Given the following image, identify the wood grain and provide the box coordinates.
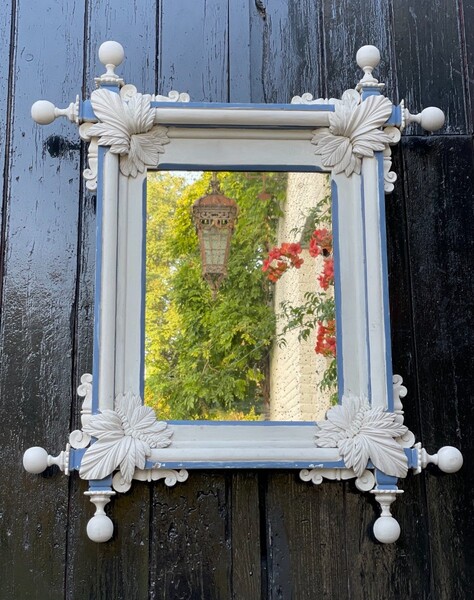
[0,1,85,598]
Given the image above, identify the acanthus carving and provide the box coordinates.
[310,89,393,177]
[87,88,170,178]
[294,89,399,189]
[79,392,173,484]
[315,393,410,478]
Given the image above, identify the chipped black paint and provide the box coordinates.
[44,135,81,158]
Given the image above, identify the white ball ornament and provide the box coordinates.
[87,514,114,543]
[356,45,381,71]
[23,446,49,474]
[98,41,125,67]
[437,446,463,473]
[420,106,445,132]
[373,516,401,544]
[31,100,56,125]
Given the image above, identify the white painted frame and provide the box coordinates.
[24,42,462,544]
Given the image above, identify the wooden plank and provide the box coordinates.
[386,144,422,440]
[402,135,474,599]
[322,0,395,99]
[64,2,159,598]
[392,0,468,134]
[229,0,251,102]
[0,0,13,253]
[158,0,229,102]
[0,1,85,598]
[264,473,349,600]
[461,0,474,133]
[148,472,232,600]
[230,473,261,599]
[344,477,432,599]
[248,0,323,103]
[85,3,159,95]
[65,478,152,600]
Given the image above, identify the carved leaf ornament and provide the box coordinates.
[315,394,409,478]
[80,392,172,484]
[312,90,393,176]
[88,88,169,177]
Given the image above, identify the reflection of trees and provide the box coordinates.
[145,171,286,420]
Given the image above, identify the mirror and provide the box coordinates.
[145,171,336,421]
[24,40,462,545]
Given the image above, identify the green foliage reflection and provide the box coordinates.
[145,171,286,420]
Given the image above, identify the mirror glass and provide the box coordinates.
[145,171,337,421]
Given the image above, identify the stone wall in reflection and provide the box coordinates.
[269,173,333,422]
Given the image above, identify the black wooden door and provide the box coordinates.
[1,2,472,598]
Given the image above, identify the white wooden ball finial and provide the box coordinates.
[31,100,57,125]
[87,514,114,543]
[98,41,125,68]
[420,106,445,132]
[436,446,463,473]
[373,516,401,544]
[23,446,49,473]
[356,45,381,71]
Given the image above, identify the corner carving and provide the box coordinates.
[79,391,173,484]
[292,89,400,190]
[314,391,410,478]
[88,88,170,178]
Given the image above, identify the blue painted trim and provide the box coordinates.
[97,84,121,93]
[360,173,372,403]
[69,448,86,471]
[376,153,394,412]
[140,179,147,399]
[360,87,382,100]
[151,101,335,112]
[89,476,113,491]
[331,179,344,403]
[92,148,106,414]
[79,99,95,121]
[145,459,347,469]
[405,448,419,469]
[375,470,398,490]
[387,105,402,126]
[156,164,326,173]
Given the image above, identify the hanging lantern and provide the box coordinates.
[192,174,238,297]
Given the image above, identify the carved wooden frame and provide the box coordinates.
[23,41,462,544]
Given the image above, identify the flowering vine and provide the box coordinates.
[263,215,337,398]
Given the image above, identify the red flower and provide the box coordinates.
[315,319,336,357]
[318,258,334,290]
[309,228,332,257]
[262,242,304,282]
